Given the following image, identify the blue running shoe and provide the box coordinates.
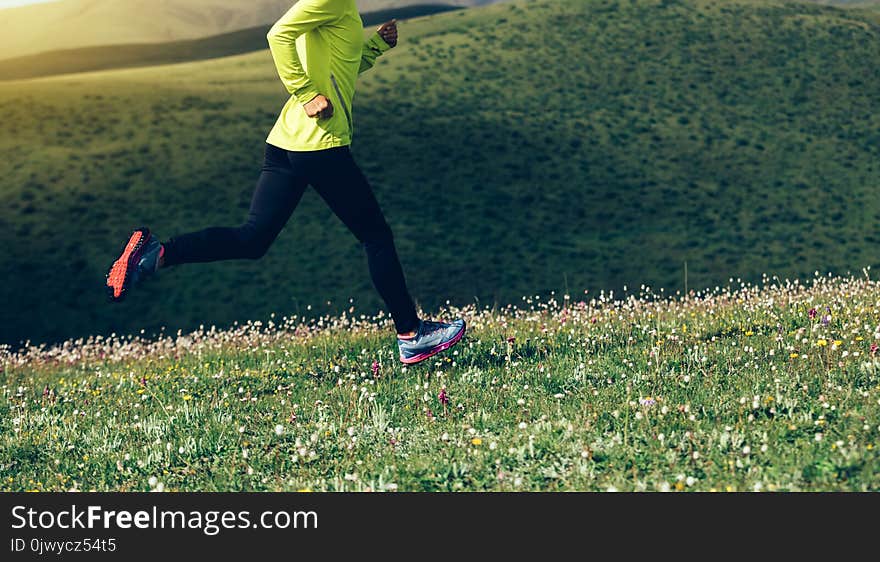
[106,228,163,302]
[398,318,466,364]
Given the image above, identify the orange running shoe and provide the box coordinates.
[105,227,163,302]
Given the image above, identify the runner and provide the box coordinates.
[105,0,465,364]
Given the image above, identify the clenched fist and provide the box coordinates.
[377,19,398,48]
[303,94,333,119]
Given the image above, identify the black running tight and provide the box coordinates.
[161,143,420,334]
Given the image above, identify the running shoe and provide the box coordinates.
[398,318,466,364]
[106,227,163,302]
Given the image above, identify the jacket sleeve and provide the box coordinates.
[358,31,392,74]
[267,0,339,104]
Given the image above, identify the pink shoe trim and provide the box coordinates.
[399,323,466,365]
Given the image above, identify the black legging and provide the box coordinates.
[161,143,420,334]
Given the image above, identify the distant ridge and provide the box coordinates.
[0,4,461,81]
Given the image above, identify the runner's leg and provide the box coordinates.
[162,143,308,266]
[297,146,420,334]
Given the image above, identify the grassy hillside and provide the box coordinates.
[2,0,880,346]
[0,0,500,59]
[2,274,878,491]
[0,5,462,81]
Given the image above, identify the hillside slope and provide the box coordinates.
[3,274,879,491]
[2,0,880,346]
[0,4,462,80]
[0,0,501,59]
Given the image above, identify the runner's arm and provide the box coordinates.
[267,0,339,104]
[358,31,393,74]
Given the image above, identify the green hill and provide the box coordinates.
[2,0,880,346]
[0,5,463,81]
[0,0,500,59]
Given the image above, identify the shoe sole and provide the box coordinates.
[399,321,467,365]
[106,228,150,302]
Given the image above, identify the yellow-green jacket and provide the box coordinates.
[266,0,391,151]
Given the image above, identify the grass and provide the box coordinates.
[2,0,880,349]
[2,272,879,491]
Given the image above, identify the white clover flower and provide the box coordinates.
[274,424,284,436]
[148,476,158,487]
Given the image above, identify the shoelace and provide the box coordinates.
[420,320,446,337]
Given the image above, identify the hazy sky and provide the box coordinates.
[0,0,59,8]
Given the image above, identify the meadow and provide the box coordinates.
[2,0,880,352]
[2,272,878,491]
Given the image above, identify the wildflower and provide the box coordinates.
[371,360,380,377]
[808,308,818,319]
[817,339,828,347]
[871,343,879,356]
[471,438,483,446]
[822,315,831,326]
[506,336,515,344]
[274,424,284,436]
[639,397,656,407]
[438,387,448,406]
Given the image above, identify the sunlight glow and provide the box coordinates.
[0,0,60,9]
